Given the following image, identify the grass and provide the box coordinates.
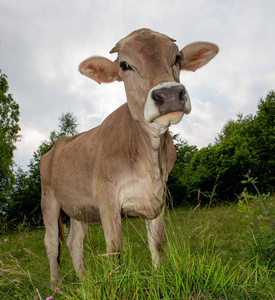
[0,204,274,299]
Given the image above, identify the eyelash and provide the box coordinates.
[120,61,133,71]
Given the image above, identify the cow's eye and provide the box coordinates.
[173,55,181,67]
[120,61,133,71]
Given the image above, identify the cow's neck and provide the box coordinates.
[139,121,168,179]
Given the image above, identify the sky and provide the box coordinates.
[1,0,275,170]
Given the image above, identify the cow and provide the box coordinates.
[40,28,218,283]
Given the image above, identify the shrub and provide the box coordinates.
[238,176,275,267]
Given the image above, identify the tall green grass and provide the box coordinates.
[0,204,274,299]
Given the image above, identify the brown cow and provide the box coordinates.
[40,28,218,283]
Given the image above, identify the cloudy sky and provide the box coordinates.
[1,0,274,170]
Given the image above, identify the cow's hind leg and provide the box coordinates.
[66,218,88,278]
[146,207,165,269]
[41,191,61,284]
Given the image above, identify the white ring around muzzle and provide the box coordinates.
[144,82,191,130]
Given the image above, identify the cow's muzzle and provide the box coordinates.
[144,82,191,130]
[152,85,188,116]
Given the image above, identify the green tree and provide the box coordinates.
[0,71,21,212]
[168,91,275,205]
[252,91,275,190]
[10,167,41,224]
[167,134,198,206]
[58,112,78,136]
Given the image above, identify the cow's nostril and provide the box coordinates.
[152,91,165,105]
[179,87,186,103]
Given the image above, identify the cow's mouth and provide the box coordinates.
[154,111,184,128]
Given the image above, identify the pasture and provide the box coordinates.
[0,203,274,299]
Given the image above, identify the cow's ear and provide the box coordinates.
[180,42,219,72]
[79,56,120,83]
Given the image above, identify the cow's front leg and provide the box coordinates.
[66,218,88,278]
[99,196,124,257]
[146,207,165,269]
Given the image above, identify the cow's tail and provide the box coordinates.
[57,214,64,265]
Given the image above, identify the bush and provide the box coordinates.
[238,176,275,268]
[167,135,198,206]
[169,91,275,205]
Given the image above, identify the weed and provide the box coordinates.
[238,175,275,267]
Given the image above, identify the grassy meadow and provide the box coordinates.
[0,203,274,299]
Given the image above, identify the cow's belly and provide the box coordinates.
[62,202,101,224]
[52,169,165,221]
[119,179,165,220]
[55,190,101,223]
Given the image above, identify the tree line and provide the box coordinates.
[168,91,275,206]
[0,70,274,227]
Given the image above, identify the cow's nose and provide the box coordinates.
[152,85,185,106]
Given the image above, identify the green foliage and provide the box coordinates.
[169,91,275,205]
[167,134,198,206]
[58,112,78,136]
[238,176,275,267]
[0,71,21,212]
[6,167,43,225]
[0,72,20,143]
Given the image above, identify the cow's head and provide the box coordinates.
[79,29,218,132]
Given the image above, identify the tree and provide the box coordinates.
[9,167,42,224]
[0,71,21,212]
[167,134,198,206]
[8,112,78,224]
[210,91,275,195]
[168,91,275,205]
[253,91,275,190]
[58,112,78,136]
